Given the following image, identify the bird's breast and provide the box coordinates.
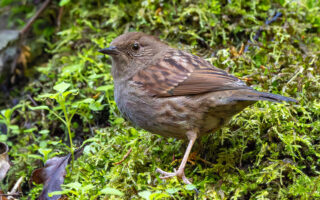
[113,81,198,139]
[114,81,159,129]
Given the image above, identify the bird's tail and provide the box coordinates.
[229,89,298,103]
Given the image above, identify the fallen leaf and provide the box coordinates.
[31,148,83,200]
[0,142,10,182]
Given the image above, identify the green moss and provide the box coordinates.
[0,0,319,199]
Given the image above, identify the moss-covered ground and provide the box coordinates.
[0,0,319,199]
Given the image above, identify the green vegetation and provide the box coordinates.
[0,0,319,199]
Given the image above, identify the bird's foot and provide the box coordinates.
[156,168,191,184]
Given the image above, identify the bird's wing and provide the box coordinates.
[132,49,250,97]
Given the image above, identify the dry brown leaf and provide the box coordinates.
[30,148,83,200]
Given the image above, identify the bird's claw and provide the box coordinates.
[156,168,191,184]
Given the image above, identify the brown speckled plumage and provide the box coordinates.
[99,32,297,184]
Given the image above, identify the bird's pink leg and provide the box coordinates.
[156,131,197,184]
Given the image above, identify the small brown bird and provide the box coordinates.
[99,32,297,184]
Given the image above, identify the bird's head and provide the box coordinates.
[99,32,168,79]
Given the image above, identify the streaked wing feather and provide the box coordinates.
[132,49,249,97]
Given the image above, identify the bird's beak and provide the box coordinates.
[98,46,119,55]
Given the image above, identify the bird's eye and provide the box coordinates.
[132,43,140,51]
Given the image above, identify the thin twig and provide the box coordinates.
[8,176,23,194]
[27,94,38,106]
[20,0,52,35]
[6,176,23,200]
[0,193,20,197]
[113,148,132,165]
[56,6,64,31]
